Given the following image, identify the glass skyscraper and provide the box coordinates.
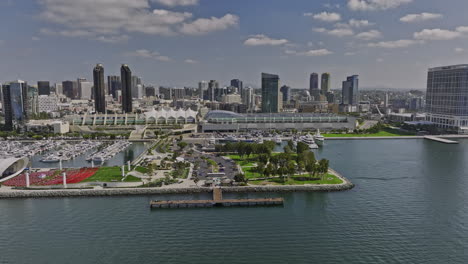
[309,73,320,101]
[426,65,468,133]
[121,64,132,113]
[261,73,281,113]
[342,75,359,106]
[93,64,106,114]
[321,73,331,95]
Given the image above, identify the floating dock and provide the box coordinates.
[424,136,459,144]
[150,188,284,209]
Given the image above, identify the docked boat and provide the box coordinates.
[224,135,239,142]
[40,155,60,163]
[314,129,325,147]
[299,134,319,149]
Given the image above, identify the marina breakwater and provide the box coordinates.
[0,167,354,199]
[0,181,354,199]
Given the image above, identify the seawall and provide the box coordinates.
[0,169,354,199]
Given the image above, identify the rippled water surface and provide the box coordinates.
[1,139,468,264]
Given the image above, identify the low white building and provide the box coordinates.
[52,121,70,134]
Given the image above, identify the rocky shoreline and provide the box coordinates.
[0,170,354,199]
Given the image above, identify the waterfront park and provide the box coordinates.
[0,133,348,191]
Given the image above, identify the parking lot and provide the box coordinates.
[184,153,238,180]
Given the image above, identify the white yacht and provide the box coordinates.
[299,134,319,149]
[314,129,325,147]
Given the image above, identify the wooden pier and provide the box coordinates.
[424,136,459,144]
[150,188,284,209]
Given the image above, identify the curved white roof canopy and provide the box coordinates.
[0,157,29,182]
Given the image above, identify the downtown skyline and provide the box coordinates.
[1,0,468,89]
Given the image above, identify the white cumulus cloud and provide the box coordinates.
[184,59,198,64]
[348,0,413,11]
[126,49,172,61]
[400,13,443,23]
[414,29,461,40]
[152,0,198,7]
[302,49,334,56]
[314,27,354,37]
[244,35,289,46]
[355,30,382,40]
[368,39,420,48]
[180,14,239,35]
[305,12,341,22]
[287,49,334,57]
[38,0,238,39]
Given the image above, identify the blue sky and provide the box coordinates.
[1,0,468,89]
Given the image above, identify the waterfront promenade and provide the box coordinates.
[0,169,354,199]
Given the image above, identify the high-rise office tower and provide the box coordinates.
[37,81,50,96]
[280,85,291,103]
[79,81,93,100]
[426,65,468,133]
[107,75,121,99]
[321,73,331,95]
[242,86,254,110]
[198,81,208,99]
[62,80,79,99]
[145,86,156,97]
[2,84,13,130]
[208,80,219,102]
[261,73,282,113]
[131,76,142,99]
[121,64,132,113]
[2,80,29,130]
[342,75,359,106]
[55,83,63,95]
[309,73,320,101]
[230,79,243,95]
[93,64,106,113]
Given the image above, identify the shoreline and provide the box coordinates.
[0,169,354,199]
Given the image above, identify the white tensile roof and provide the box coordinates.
[0,157,29,182]
[143,108,198,120]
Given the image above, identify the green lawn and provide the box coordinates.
[134,166,149,174]
[324,129,416,138]
[171,168,189,179]
[123,175,142,182]
[82,167,141,182]
[250,174,343,185]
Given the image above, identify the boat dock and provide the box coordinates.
[150,188,284,208]
[424,136,459,144]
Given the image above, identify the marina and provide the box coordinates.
[86,141,132,164]
[0,140,64,159]
[40,140,103,163]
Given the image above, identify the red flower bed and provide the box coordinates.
[2,170,58,187]
[40,168,99,185]
[2,168,99,187]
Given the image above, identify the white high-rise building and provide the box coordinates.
[55,83,63,95]
[79,81,93,100]
[242,87,255,110]
[198,81,208,99]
